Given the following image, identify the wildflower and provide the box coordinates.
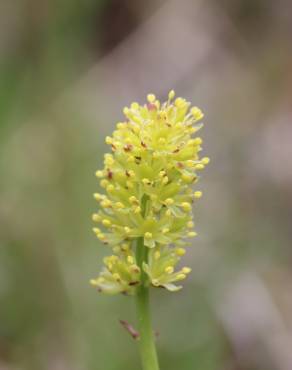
[91,91,208,294]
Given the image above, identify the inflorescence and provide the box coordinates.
[90,91,209,294]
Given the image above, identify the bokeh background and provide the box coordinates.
[1,1,292,369]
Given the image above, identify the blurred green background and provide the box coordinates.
[1,1,292,369]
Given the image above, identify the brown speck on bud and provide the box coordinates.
[124,144,133,152]
[107,170,113,179]
[147,103,156,111]
[141,141,147,148]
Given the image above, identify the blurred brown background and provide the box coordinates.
[1,1,292,369]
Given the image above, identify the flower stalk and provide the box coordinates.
[136,236,160,370]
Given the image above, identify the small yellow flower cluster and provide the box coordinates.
[90,250,140,295]
[90,91,209,294]
[143,246,192,292]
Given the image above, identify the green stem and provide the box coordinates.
[135,236,160,370]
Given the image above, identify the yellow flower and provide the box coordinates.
[90,252,140,295]
[143,246,192,292]
[91,91,208,294]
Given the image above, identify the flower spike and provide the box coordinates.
[91,91,208,294]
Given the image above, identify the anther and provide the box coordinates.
[193,137,202,146]
[92,214,101,222]
[195,164,205,170]
[147,94,156,103]
[144,232,153,239]
[168,90,175,100]
[95,170,103,178]
[175,248,186,256]
[201,157,210,165]
[102,219,111,227]
[182,267,192,274]
[165,266,174,274]
[181,202,192,212]
[165,198,174,206]
[176,274,186,281]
